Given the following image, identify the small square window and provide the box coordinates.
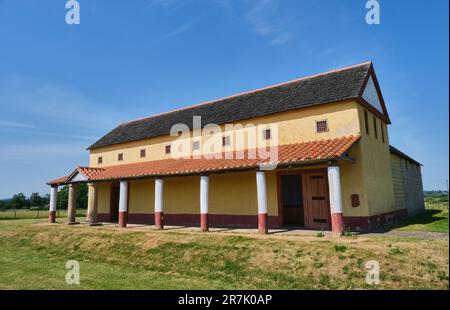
[140,149,146,158]
[316,120,328,133]
[118,153,123,161]
[192,141,200,150]
[222,136,230,146]
[98,156,103,164]
[165,145,171,154]
[263,129,271,140]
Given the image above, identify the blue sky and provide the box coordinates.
[0,0,448,197]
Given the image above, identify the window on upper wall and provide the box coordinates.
[140,149,146,158]
[381,122,385,143]
[364,110,369,135]
[165,145,171,154]
[263,129,272,140]
[373,116,378,139]
[98,156,103,164]
[192,141,200,151]
[316,120,328,133]
[222,136,230,146]
[118,153,123,161]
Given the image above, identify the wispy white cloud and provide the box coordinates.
[244,0,291,45]
[0,76,130,135]
[0,120,35,129]
[166,21,194,38]
[0,143,87,162]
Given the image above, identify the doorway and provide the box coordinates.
[302,171,331,230]
[278,170,331,230]
[279,174,304,226]
[110,183,120,222]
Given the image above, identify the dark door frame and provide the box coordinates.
[277,169,330,229]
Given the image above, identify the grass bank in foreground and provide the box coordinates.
[0,219,448,290]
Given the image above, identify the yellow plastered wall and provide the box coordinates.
[128,179,154,214]
[339,142,369,217]
[89,100,361,167]
[357,105,396,215]
[96,183,111,213]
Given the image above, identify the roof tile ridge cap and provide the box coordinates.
[121,61,373,126]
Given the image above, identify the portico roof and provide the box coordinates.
[48,135,360,186]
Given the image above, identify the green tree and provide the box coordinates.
[8,193,27,209]
[41,194,50,206]
[77,183,88,209]
[57,186,68,210]
[0,200,5,210]
[29,192,42,206]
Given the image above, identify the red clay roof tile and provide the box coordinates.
[48,135,360,185]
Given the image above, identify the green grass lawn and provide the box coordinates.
[393,201,449,233]
[0,209,86,220]
[0,219,448,290]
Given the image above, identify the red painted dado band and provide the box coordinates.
[155,211,163,230]
[48,211,56,223]
[331,213,344,235]
[258,213,268,234]
[118,211,128,228]
[200,213,208,232]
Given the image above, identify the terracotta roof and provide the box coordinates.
[49,135,360,185]
[89,62,375,150]
[47,176,69,186]
[75,166,106,178]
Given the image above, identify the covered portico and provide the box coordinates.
[47,135,360,236]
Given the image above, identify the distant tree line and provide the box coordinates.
[0,183,88,210]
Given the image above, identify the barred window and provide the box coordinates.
[263,129,271,140]
[316,120,328,133]
[118,153,123,161]
[222,136,230,146]
[192,141,200,150]
[140,149,146,158]
[98,156,103,164]
[165,145,171,154]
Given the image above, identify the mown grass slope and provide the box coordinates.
[0,219,448,290]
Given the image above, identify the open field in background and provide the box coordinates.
[0,218,448,290]
[0,209,87,220]
[392,194,449,233]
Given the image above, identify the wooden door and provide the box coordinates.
[109,183,120,222]
[280,174,304,226]
[302,171,331,230]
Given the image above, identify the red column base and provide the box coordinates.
[200,213,208,232]
[48,211,56,223]
[258,213,268,234]
[155,212,164,230]
[331,213,344,236]
[118,211,128,228]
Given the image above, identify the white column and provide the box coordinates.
[328,165,344,235]
[256,171,267,214]
[49,185,57,223]
[155,178,164,213]
[200,175,209,214]
[256,171,268,234]
[50,186,58,212]
[119,181,128,213]
[200,175,209,232]
[327,166,343,214]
